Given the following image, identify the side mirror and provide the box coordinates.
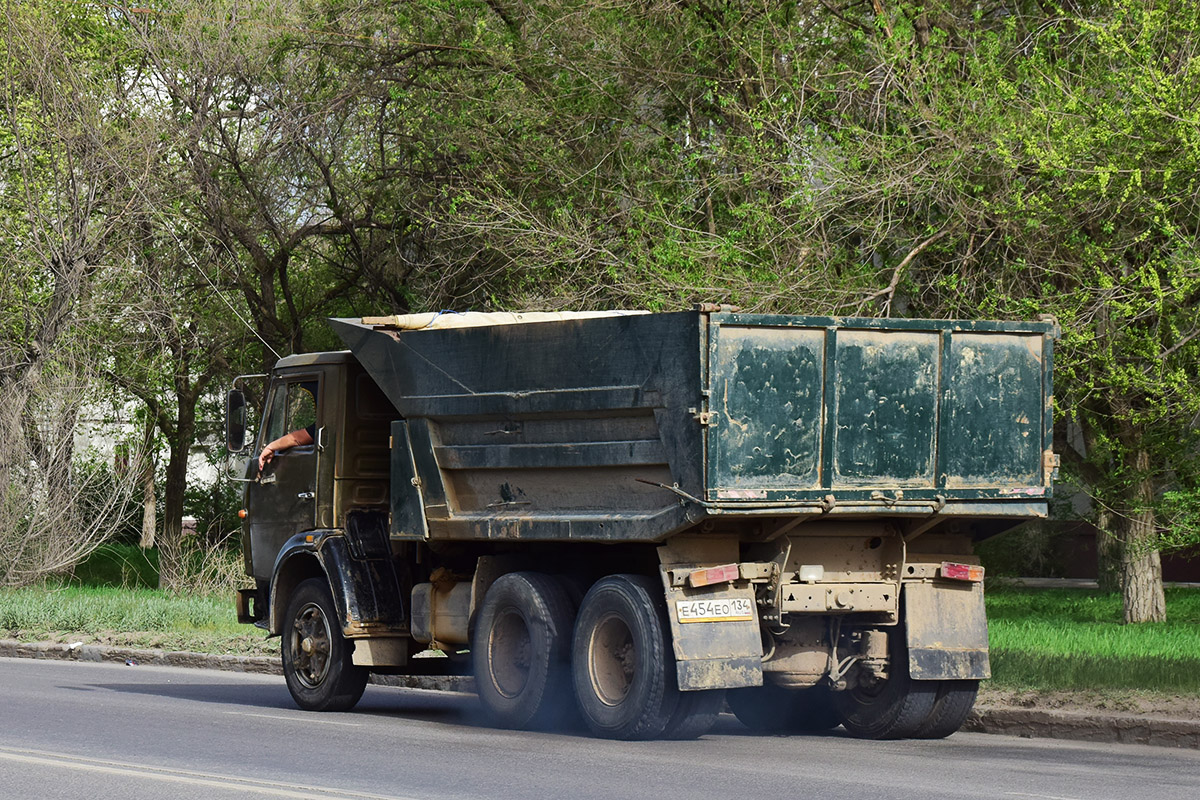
[226,389,248,453]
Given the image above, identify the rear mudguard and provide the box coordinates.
[268,530,407,638]
[903,581,991,680]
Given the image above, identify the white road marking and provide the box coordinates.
[0,746,408,799]
[1005,793,1086,800]
[224,710,362,727]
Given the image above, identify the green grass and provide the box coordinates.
[986,585,1200,694]
[0,542,270,656]
[0,585,276,656]
[69,543,160,589]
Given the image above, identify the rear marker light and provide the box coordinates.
[688,563,740,588]
[941,562,985,582]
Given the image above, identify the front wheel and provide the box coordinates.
[282,578,368,712]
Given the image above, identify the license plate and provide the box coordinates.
[675,597,755,623]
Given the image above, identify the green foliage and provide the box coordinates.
[183,476,243,547]
[4,0,1200,599]
[742,0,1200,576]
[1161,489,1200,554]
[70,544,160,590]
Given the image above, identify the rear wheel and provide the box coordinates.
[282,578,368,712]
[833,631,937,740]
[662,688,725,740]
[728,682,841,733]
[913,679,979,739]
[473,572,577,730]
[572,575,678,740]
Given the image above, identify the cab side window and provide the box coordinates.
[264,381,318,445]
[263,384,289,444]
[287,383,317,434]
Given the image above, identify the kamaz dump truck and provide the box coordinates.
[225,307,1058,740]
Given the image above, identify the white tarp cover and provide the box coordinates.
[362,310,649,330]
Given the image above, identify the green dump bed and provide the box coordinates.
[330,310,1057,543]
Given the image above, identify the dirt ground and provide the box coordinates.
[12,629,278,657]
[979,686,1200,720]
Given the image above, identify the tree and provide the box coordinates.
[287,0,872,312]
[750,0,1200,621]
[0,1,155,583]
[125,0,422,368]
[100,223,245,588]
[393,0,1200,619]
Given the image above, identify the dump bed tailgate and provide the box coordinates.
[705,314,1056,505]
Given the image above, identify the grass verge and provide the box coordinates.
[986,584,1200,694]
[0,585,276,656]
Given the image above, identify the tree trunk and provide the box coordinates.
[140,468,157,550]
[157,405,194,591]
[1120,508,1165,623]
[1119,445,1166,623]
[139,415,156,549]
[157,437,188,591]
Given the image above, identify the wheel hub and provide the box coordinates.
[489,608,532,698]
[290,602,332,689]
[589,612,635,706]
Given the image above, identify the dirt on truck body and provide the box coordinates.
[226,307,1058,740]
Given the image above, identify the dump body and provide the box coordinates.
[329,310,1056,544]
[234,308,1057,741]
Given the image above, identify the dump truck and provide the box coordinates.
[225,307,1058,740]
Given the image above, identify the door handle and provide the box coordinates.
[297,491,315,500]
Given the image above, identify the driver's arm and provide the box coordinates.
[258,427,314,471]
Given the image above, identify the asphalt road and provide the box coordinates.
[2,657,1198,800]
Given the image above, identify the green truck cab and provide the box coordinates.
[227,308,1058,740]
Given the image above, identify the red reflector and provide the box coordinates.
[941,562,984,582]
[689,563,740,587]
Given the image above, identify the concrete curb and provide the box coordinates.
[0,639,474,692]
[966,706,1200,749]
[4,640,1197,748]
[0,639,282,675]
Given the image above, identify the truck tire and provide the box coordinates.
[662,688,725,740]
[572,575,678,740]
[473,572,577,730]
[832,636,937,740]
[913,679,979,738]
[281,578,368,712]
[728,683,841,733]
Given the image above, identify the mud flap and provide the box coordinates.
[320,535,408,638]
[660,577,764,691]
[903,581,991,680]
[269,530,408,639]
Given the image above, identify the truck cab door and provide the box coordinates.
[246,376,322,582]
